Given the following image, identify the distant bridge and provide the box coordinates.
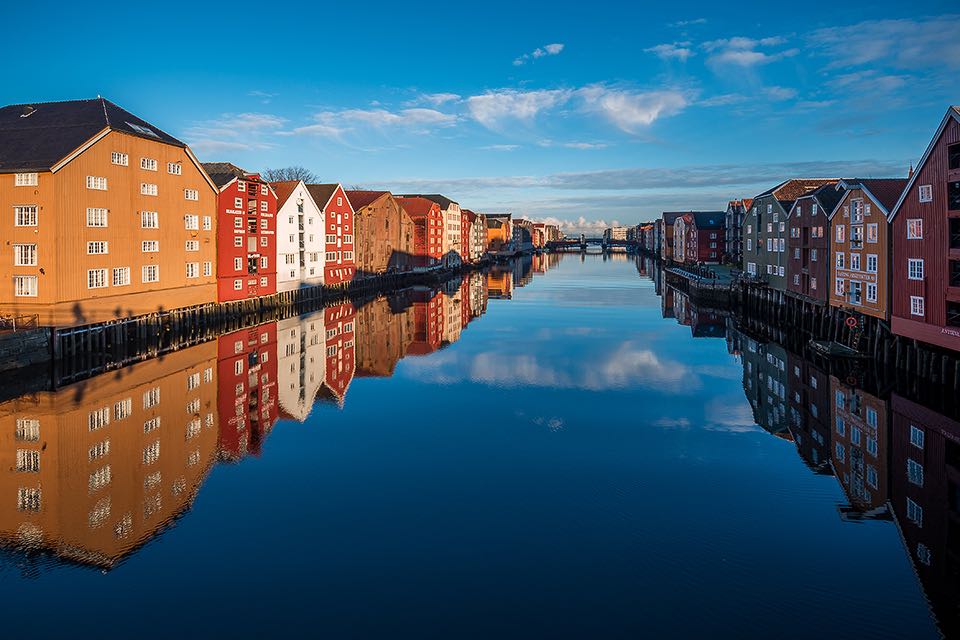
[546,237,638,251]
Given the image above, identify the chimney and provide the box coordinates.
[908,163,915,179]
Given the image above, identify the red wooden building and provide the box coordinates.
[396,197,444,268]
[216,322,278,460]
[320,300,355,407]
[406,288,444,355]
[888,106,960,352]
[786,183,844,305]
[680,211,725,264]
[203,163,278,302]
[307,183,356,286]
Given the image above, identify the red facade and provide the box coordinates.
[213,173,278,302]
[322,301,355,403]
[461,210,472,263]
[407,289,444,355]
[786,188,835,305]
[682,212,725,264]
[309,184,356,286]
[890,108,960,352]
[397,197,444,267]
[216,322,278,460]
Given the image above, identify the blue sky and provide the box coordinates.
[9,1,958,232]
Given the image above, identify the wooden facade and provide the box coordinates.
[889,107,960,352]
[308,184,356,286]
[273,180,325,292]
[217,322,278,460]
[830,376,889,515]
[396,197,444,267]
[347,190,415,275]
[787,184,842,306]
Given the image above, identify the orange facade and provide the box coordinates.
[0,130,217,326]
[829,187,891,320]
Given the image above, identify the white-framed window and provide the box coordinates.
[260,256,268,269]
[17,450,42,473]
[167,162,182,175]
[778,265,784,276]
[142,264,159,283]
[15,172,38,186]
[13,244,37,266]
[86,207,108,227]
[260,277,268,286]
[812,203,818,215]
[908,459,924,487]
[867,437,877,457]
[203,261,212,277]
[143,387,161,409]
[87,241,108,255]
[835,278,845,296]
[86,175,108,190]
[111,152,128,166]
[87,268,108,288]
[261,185,268,195]
[260,236,268,247]
[811,249,818,261]
[910,425,925,449]
[143,441,160,465]
[186,262,199,279]
[835,224,845,242]
[185,240,199,252]
[866,282,877,303]
[908,259,924,280]
[185,188,199,201]
[140,210,158,229]
[866,223,878,243]
[202,216,211,230]
[184,215,199,230]
[14,275,37,297]
[237,181,246,192]
[234,257,243,271]
[910,296,925,316]
[234,197,244,209]
[141,182,158,196]
[866,254,878,273]
[234,217,243,229]
[260,200,268,212]
[17,487,41,512]
[112,267,130,286]
[918,185,933,203]
[15,205,37,227]
[142,240,159,253]
[850,253,860,271]
[234,236,243,247]
[907,219,923,239]
[140,157,158,171]
[234,279,243,290]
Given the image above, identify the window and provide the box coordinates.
[184,215,199,230]
[81,207,108,228]
[234,257,243,271]
[835,442,845,462]
[186,263,199,279]
[15,205,37,227]
[234,236,243,247]
[835,278,845,296]
[140,182,158,196]
[811,249,818,262]
[260,277,268,286]
[260,201,268,212]
[14,276,37,297]
[87,241,108,255]
[142,265,159,283]
[13,244,36,266]
[836,252,845,269]
[15,172,39,186]
[139,210,158,229]
[234,197,244,209]
[202,216,211,231]
[867,437,878,457]
[835,225,845,242]
[910,296,925,316]
[140,157,158,171]
[260,256,268,269]
[15,419,40,442]
[866,223,878,243]
[866,407,878,428]
[167,162,182,175]
[87,269,108,288]
[111,152,128,166]
[908,459,924,487]
[86,175,108,190]
[143,441,160,465]
[112,267,130,286]
[907,219,923,239]
[811,203,818,216]
[203,261,212,277]
[908,259,924,280]
[910,425,925,448]
[234,217,243,229]
[850,253,860,271]
[917,543,932,566]
[142,240,159,253]
[234,279,243,290]
[866,282,877,303]
[261,185,268,195]
[186,240,199,252]
[260,237,268,247]
[238,181,246,192]
[918,185,933,203]
[143,387,161,409]
[185,188,199,201]
[18,487,41,511]
[866,254,878,273]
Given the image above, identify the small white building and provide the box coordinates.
[276,311,327,422]
[273,180,325,292]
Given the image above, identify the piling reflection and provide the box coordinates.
[637,252,960,637]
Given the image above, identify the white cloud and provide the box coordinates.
[763,86,798,101]
[285,107,456,139]
[578,86,689,133]
[703,36,799,67]
[514,42,566,65]
[466,89,572,129]
[645,42,694,62]
[669,18,707,27]
[481,144,521,151]
[420,93,462,106]
[247,90,277,104]
[183,112,286,152]
[809,15,960,70]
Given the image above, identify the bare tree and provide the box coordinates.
[261,166,321,183]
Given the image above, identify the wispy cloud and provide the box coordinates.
[809,15,960,70]
[466,89,572,129]
[481,144,521,151]
[183,112,286,153]
[285,107,457,138]
[669,18,707,27]
[645,42,694,62]
[419,93,462,106]
[513,43,565,66]
[578,86,690,133]
[248,90,278,104]
[703,36,799,67]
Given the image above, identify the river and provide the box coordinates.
[0,252,952,638]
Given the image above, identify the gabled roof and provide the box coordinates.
[270,180,300,207]
[344,190,389,211]
[397,193,458,210]
[691,211,725,229]
[202,162,251,188]
[889,105,960,222]
[833,178,908,218]
[305,184,343,210]
[753,179,838,213]
[661,211,688,225]
[395,196,439,219]
[0,97,185,173]
[462,209,478,222]
[791,182,846,219]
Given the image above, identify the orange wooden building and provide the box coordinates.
[0,98,218,326]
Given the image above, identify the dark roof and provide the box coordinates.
[842,178,908,213]
[344,190,389,211]
[484,213,511,220]
[201,162,251,188]
[395,196,439,219]
[397,193,458,209]
[270,180,300,207]
[0,97,185,172]
[305,184,341,209]
[754,179,838,210]
[691,211,725,229]
[661,211,687,224]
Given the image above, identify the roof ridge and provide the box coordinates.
[100,97,110,127]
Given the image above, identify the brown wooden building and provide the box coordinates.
[346,190,415,275]
[889,106,960,353]
[786,183,844,305]
[828,178,907,320]
[830,377,889,518]
[0,98,218,326]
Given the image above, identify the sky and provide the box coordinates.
[8,1,958,233]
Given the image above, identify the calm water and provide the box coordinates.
[0,253,954,638]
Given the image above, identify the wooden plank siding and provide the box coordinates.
[891,112,960,352]
[829,188,891,320]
